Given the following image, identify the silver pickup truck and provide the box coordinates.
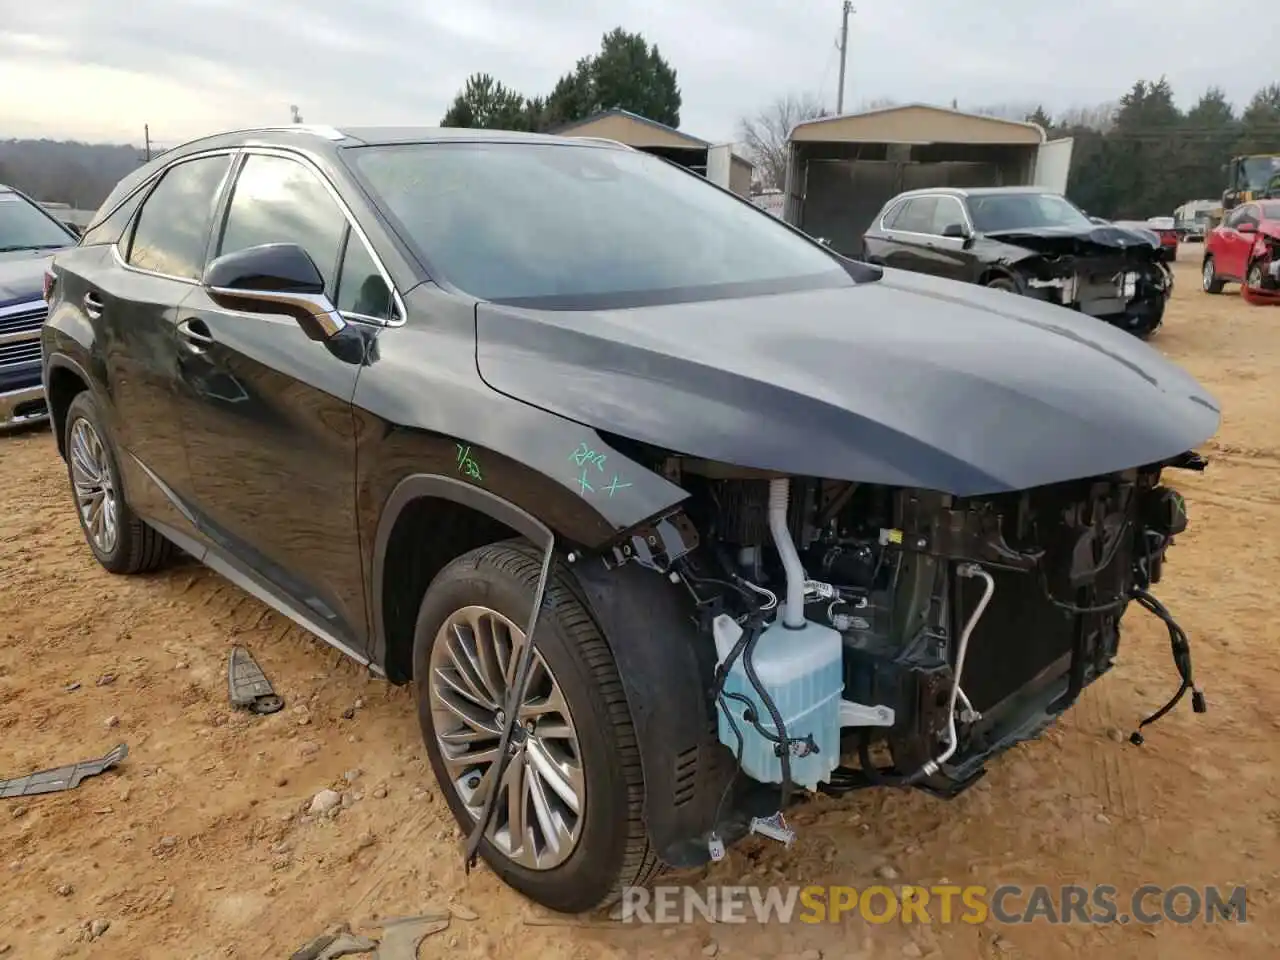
[1,184,79,430]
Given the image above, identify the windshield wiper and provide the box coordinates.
[0,243,66,253]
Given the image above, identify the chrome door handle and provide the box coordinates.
[177,318,215,350]
[83,292,103,318]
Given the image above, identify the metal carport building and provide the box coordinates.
[552,109,754,197]
[782,103,1074,256]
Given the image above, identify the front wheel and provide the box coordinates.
[1246,261,1266,292]
[412,540,659,913]
[984,276,1020,294]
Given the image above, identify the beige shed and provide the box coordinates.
[782,103,1074,255]
[552,109,754,197]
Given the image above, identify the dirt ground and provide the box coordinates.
[2,251,1277,960]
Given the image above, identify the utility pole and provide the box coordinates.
[144,124,151,162]
[836,1,854,114]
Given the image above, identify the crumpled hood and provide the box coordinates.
[474,268,1220,496]
[0,250,58,309]
[985,224,1160,259]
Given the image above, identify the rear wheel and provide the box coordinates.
[412,540,658,913]
[1202,256,1225,294]
[984,276,1019,294]
[63,392,172,574]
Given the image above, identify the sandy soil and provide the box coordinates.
[2,252,1277,960]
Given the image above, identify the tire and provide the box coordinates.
[984,276,1019,294]
[1246,261,1264,292]
[1202,256,1225,294]
[412,539,659,913]
[63,391,173,574]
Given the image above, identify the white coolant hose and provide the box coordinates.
[768,478,806,628]
[921,562,995,777]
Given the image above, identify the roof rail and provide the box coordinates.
[568,136,635,150]
[240,124,346,141]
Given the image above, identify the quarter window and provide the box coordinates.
[216,154,347,295]
[126,156,231,280]
[335,231,392,320]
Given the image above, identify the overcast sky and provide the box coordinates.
[1,0,1274,147]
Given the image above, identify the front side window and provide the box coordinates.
[217,154,347,295]
[1260,201,1280,220]
[345,141,851,307]
[968,193,1094,233]
[0,190,79,253]
[929,197,967,235]
[127,155,231,280]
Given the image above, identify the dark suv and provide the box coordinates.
[43,125,1218,913]
[1,184,79,429]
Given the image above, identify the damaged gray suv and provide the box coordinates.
[42,125,1217,912]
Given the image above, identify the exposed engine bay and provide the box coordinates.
[605,451,1208,852]
[996,232,1173,334]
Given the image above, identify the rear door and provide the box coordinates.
[874,196,938,272]
[174,149,393,658]
[53,152,233,529]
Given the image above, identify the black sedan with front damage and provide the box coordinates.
[42,126,1217,914]
[861,186,1173,338]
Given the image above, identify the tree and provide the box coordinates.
[544,29,681,129]
[441,29,683,132]
[1238,83,1280,154]
[1025,106,1054,131]
[1182,87,1239,200]
[737,93,828,190]
[441,73,534,130]
[589,28,681,127]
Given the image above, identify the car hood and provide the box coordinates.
[473,269,1220,496]
[0,249,58,309]
[984,224,1160,258]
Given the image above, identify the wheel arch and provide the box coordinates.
[44,354,95,459]
[372,474,552,684]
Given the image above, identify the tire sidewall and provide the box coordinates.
[411,551,633,910]
[64,391,130,571]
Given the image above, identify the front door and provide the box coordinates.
[175,150,391,658]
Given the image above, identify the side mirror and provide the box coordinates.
[202,242,346,342]
[1237,221,1257,234]
[941,222,969,239]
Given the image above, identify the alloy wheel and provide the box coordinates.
[69,417,119,555]
[1202,259,1215,291]
[428,604,585,870]
[1247,263,1263,290]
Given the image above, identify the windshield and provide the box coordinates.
[968,193,1094,234]
[0,191,76,252]
[1241,156,1280,192]
[345,141,851,307]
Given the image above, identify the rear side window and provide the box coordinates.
[127,156,231,280]
[894,198,939,234]
[216,154,347,295]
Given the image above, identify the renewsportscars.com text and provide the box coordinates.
[619,883,1248,926]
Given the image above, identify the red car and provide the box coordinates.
[1202,200,1280,298]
